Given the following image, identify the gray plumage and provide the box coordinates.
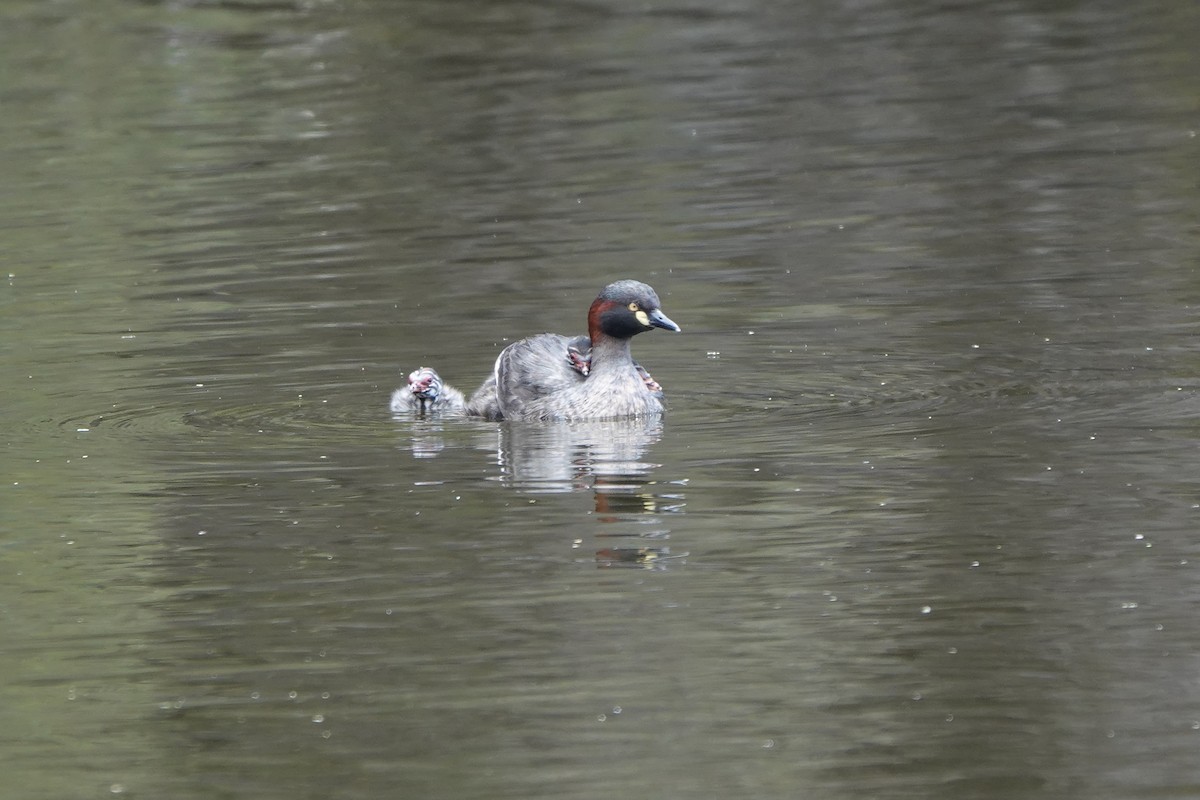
[475,280,679,422]
[491,333,657,421]
[394,280,680,422]
[389,367,466,415]
[482,333,589,421]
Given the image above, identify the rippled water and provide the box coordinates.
[3,0,1200,798]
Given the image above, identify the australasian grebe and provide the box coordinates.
[391,280,679,421]
[388,366,466,415]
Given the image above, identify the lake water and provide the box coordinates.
[3,0,1200,798]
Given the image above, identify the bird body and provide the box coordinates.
[393,280,679,422]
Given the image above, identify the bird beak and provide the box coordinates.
[647,308,681,332]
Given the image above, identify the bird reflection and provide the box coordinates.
[405,419,453,459]
[397,416,684,568]
[494,417,663,492]
[496,419,683,567]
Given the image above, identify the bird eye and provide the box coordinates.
[628,302,639,312]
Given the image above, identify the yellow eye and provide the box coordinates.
[628,302,639,312]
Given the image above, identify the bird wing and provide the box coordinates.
[495,333,586,420]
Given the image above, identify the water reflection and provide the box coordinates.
[493,418,664,492]
[404,418,456,459]
[498,418,684,567]
[396,410,667,487]
[397,415,684,566]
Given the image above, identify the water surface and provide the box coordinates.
[3,1,1200,798]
